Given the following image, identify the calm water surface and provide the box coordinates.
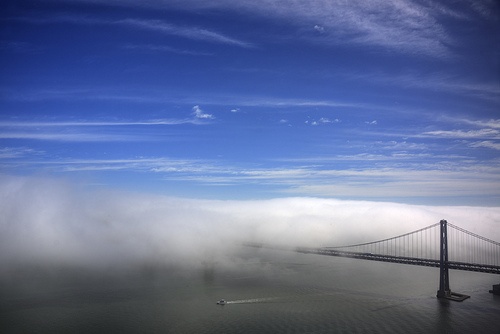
[1,249,499,333]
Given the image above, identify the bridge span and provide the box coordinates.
[295,247,500,275]
[246,220,500,301]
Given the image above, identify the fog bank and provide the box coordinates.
[1,175,499,271]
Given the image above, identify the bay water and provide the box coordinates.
[1,248,499,333]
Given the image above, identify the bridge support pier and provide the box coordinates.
[436,219,470,301]
[437,220,450,298]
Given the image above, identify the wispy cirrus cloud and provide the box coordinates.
[0,132,140,142]
[123,44,213,56]
[27,0,486,57]
[0,87,172,103]
[4,153,498,202]
[414,116,500,151]
[0,118,202,127]
[0,40,42,53]
[460,119,500,129]
[0,146,43,158]
[0,114,213,142]
[229,96,364,109]
[9,15,253,48]
[0,87,368,112]
[421,128,500,139]
[5,157,219,174]
[86,0,490,58]
[419,117,500,143]
[196,0,495,54]
[160,164,500,202]
[468,141,500,151]
[116,18,253,48]
[344,70,500,102]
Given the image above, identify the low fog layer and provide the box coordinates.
[1,175,500,271]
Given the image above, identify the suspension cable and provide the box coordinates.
[326,222,441,249]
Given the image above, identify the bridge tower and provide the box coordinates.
[437,219,450,298]
[436,219,470,301]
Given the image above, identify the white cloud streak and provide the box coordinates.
[460,119,500,130]
[8,154,498,201]
[116,18,253,48]
[0,132,139,142]
[19,0,482,57]
[81,0,490,57]
[468,141,500,151]
[123,44,214,56]
[222,0,492,54]
[421,129,500,140]
[416,117,500,149]
[0,147,44,158]
[0,114,214,142]
[348,71,500,101]
[11,15,253,48]
[0,118,202,127]
[0,85,375,112]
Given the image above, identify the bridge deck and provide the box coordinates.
[298,247,500,275]
[244,242,500,275]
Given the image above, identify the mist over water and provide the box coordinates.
[2,174,499,271]
[2,247,500,333]
[1,175,500,333]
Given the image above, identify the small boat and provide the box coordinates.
[217,299,226,305]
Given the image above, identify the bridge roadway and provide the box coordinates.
[297,247,500,275]
[243,243,500,275]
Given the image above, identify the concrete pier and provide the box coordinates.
[436,290,470,301]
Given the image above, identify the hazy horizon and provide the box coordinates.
[2,174,499,273]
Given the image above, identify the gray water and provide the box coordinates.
[1,249,499,333]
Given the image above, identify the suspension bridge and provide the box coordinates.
[247,220,500,301]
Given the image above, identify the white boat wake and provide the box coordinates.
[226,297,278,304]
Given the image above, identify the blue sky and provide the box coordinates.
[1,0,499,205]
